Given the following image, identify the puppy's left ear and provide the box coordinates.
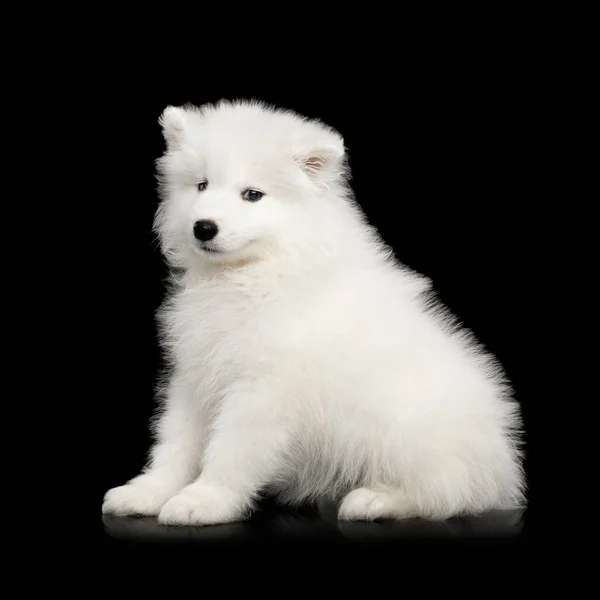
[295,139,346,186]
[159,106,187,150]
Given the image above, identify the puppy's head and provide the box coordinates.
[154,100,348,269]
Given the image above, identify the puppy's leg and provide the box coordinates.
[338,486,418,521]
[158,383,291,526]
[102,377,204,516]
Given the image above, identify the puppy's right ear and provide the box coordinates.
[159,106,187,150]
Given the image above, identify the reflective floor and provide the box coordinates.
[101,498,526,547]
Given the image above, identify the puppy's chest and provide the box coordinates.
[168,284,285,372]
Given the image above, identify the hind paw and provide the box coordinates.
[338,487,416,521]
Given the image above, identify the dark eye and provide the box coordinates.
[243,189,264,202]
[197,181,208,192]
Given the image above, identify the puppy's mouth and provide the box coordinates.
[199,243,223,254]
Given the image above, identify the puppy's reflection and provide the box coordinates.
[103,499,524,544]
[337,508,525,540]
[102,514,248,543]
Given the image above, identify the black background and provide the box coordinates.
[89,43,538,557]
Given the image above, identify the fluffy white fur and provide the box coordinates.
[102,100,526,525]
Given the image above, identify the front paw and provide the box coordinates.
[102,481,175,516]
[157,482,246,526]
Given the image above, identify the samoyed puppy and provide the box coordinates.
[102,100,526,525]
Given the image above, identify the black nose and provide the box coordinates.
[193,220,218,242]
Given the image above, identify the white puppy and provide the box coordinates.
[102,100,526,525]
